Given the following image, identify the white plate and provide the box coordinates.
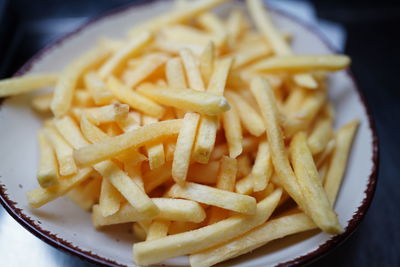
[0,1,378,266]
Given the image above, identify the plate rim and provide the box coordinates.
[0,1,379,267]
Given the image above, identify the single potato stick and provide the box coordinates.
[225,90,265,136]
[199,42,215,86]
[74,103,129,125]
[0,74,58,97]
[308,117,333,155]
[133,188,282,266]
[293,73,318,89]
[172,113,200,184]
[235,174,254,195]
[248,55,351,73]
[44,126,78,176]
[51,47,109,117]
[106,76,165,118]
[128,0,228,37]
[168,182,256,215]
[222,103,242,158]
[180,48,205,91]
[98,31,152,78]
[316,139,335,168]
[251,141,273,192]
[84,71,113,105]
[54,116,90,148]
[137,86,230,116]
[250,77,309,213]
[74,119,182,166]
[166,57,187,90]
[324,120,359,205]
[27,168,94,208]
[290,132,343,234]
[37,131,59,188]
[231,42,272,70]
[93,198,206,227]
[146,220,171,241]
[161,25,214,47]
[189,212,316,267]
[142,116,166,170]
[31,93,53,113]
[98,178,122,217]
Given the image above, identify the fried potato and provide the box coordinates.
[0,74,57,97]
[37,131,59,188]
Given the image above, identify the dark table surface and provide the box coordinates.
[0,0,399,266]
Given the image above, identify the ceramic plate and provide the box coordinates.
[0,1,378,266]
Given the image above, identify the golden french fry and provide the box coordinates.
[67,176,101,211]
[308,117,333,155]
[106,76,165,118]
[225,90,265,136]
[168,182,256,214]
[54,115,89,149]
[290,132,342,234]
[249,55,351,73]
[77,103,129,125]
[0,74,57,97]
[125,53,169,88]
[98,178,122,216]
[74,119,182,166]
[199,42,215,86]
[166,57,187,90]
[172,113,200,184]
[232,42,272,70]
[44,126,77,176]
[51,47,109,117]
[180,48,205,91]
[116,112,141,133]
[250,77,308,213]
[161,25,214,47]
[133,188,281,265]
[93,198,206,228]
[146,220,171,241]
[293,73,318,89]
[324,120,359,205]
[235,174,253,195]
[226,9,246,46]
[190,212,315,267]
[98,31,152,78]
[142,116,166,170]
[316,139,335,167]
[27,168,94,208]
[137,86,230,116]
[283,86,306,117]
[37,131,59,188]
[222,103,242,158]
[251,141,273,192]
[84,71,113,105]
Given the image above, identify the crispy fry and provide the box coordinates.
[199,42,215,86]
[251,141,273,192]
[143,116,166,170]
[67,176,101,211]
[133,188,281,265]
[180,48,205,91]
[222,103,242,158]
[146,220,171,241]
[166,57,187,90]
[37,131,59,188]
[31,93,53,113]
[308,117,333,155]
[324,120,359,205]
[0,74,57,97]
[84,71,113,105]
[54,116,89,149]
[168,182,256,214]
[98,178,122,217]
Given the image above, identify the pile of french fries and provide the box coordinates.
[0,0,359,266]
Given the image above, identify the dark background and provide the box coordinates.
[0,0,399,266]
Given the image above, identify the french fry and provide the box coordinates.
[199,42,215,86]
[154,39,205,56]
[187,161,220,184]
[166,57,187,90]
[235,174,253,195]
[316,139,335,167]
[251,141,273,192]
[67,176,101,211]
[124,163,144,190]
[250,77,309,213]
[51,47,109,117]
[146,220,171,241]
[168,182,256,214]
[226,9,246,46]
[253,183,275,202]
[193,57,233,163]
[106,76,165,118]
[54,116,89,149]
[74,119,182,166]
[44,126,77,176]
[161,25,214,47]
[125,53,170,88]
[93,198,206,227]
[27,168,94,208]
[0,74,57,97]
[137,86,230,116]
[290,132,343,234]
[142,116,166,170]
[172,113,200,184]
[128,0,228,37]
[249,55,351,73]
[180,48,205,91]
[72,90,94,107]
[308,117,333,155]
[231,42,272,70]
[116,111,141,133]
[222,103,242,158]
[133,188,281,265]
[293,73,318,89]
[84,71,113,105]
[133,223,147,241]
[98,31,152,78]
[225,91,265,136]
[190,212,315,267]
[37,131,59,188]
[98,178,122,216]
[283,86,306,117]
[31,93,53,113]
[324,120,359,205]
[78,103,129,125]
[143,162,172,193]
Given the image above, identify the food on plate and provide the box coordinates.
[0,0,358,266]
